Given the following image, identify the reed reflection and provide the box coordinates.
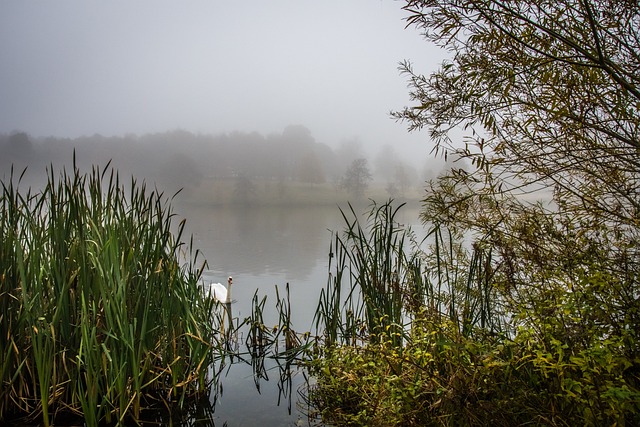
[201,283,313,425]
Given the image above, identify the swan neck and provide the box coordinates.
[226,281,232,303]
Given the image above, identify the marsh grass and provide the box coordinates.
[315,202,408,347]
[308,200,640,426]
[0,160,218,425]
[313,200,501,349]
[307,200,517,425]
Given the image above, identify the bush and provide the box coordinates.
[308,201,640,426]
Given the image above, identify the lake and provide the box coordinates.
[173,201,424,426]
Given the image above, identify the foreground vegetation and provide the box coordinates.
[0,161,219,425]
[0,159,316,426]
[308,200,640,426]
[3,162,637,425]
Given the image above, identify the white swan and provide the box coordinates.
[209,276,233,304]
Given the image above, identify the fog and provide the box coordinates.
[0,1,449,194]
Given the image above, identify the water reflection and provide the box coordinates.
[136,396,217,426]
[179,205,340,280]
[165,202,424,426]
[188,282,317,426]
[133,293,314,426]
[177,202,423,281]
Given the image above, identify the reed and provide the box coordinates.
[314,201,432,347]
[315,200,507,343]
[274,283,305,356]
[246,290,274,353]
[307,200,513,425]
[421,225,507,337]
[308,200,640,426]
[0,160,217,425]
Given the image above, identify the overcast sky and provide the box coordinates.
[0,0,446,160]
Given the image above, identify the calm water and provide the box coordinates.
[173,201,423,426]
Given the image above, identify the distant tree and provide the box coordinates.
[373,145,419,198]
[157,152,203,193]
[373,144,400,183]
[296,151,325,184]
[7,132,34,160]
[340,158,372,199]
[234,174,257,204]
[385,182,400,198]
[333,138,365,180]
[392,163,411,197]
[281,125,316,181]
[281,125,315,146]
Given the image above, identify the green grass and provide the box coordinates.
[184,176,423,207]
[0,160,220,425]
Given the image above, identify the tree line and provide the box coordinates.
[0,125,435,199]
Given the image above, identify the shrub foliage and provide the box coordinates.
[309,200,640,426]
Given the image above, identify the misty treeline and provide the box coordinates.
[0,125,436,200]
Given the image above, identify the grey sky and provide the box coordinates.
[0,0,445,159]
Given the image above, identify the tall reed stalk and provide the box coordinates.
[307,200,515,425]
[314,201,419,347]
[313,200,505,348]
[0,160,216,425]
[422,225,507,337]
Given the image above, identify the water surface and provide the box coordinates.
[175,202,423,426]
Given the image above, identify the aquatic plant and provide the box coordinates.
[308,200,640,426]
[312,200,498,346]
[314,201,417,348]
[0,160,218,425]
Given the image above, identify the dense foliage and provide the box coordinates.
[0,161,217,425]
[309,201,639,426]
[309,0,640,425]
